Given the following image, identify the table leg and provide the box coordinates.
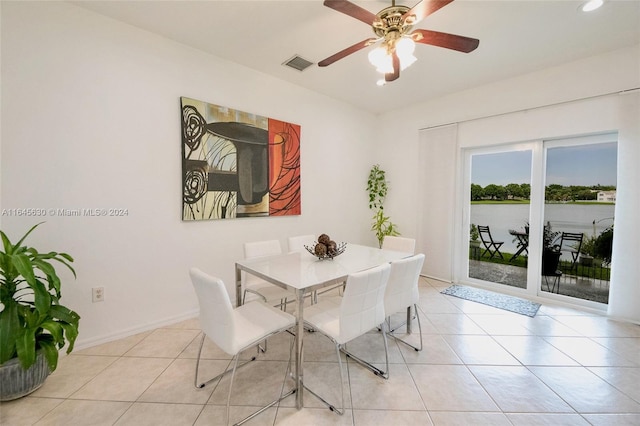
[406,306,412,334]
[295,289,304,409]
[508,245,525,262]
[235,265,242,307]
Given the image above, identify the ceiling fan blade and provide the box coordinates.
[385,51,400,82]
[323,0,378,26]
[411,29,479,53]
[318,38,377,67]
[402,0,455,25]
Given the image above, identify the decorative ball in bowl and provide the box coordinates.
[304,234,347,260]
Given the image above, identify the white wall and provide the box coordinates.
[378,45,640,323]
[0,2,378,348]
[2,2,639,352]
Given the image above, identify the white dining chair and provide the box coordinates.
[189,268,296,426]
[243,239,295,309]
[382,235,416,254]
[384,253,425,351]
[286,234,315,252]
[303,263,391,415]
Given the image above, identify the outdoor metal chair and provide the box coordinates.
[478,225,504,260]
[558,232,584,272]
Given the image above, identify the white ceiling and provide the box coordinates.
[72,0,640,114]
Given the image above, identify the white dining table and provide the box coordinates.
[234,243,411,409]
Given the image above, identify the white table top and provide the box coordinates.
[235,243,411,292]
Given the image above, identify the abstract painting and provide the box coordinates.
[181,97,301,220]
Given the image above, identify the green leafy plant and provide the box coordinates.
[470,224,479,242]
[543,221,560,252]
[0,223,80,372]
[367,164,399,248]
[581,226,613,262]
[371,210,400,249]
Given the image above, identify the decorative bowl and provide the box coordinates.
[304,242,347,260]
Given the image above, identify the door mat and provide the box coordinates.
[441,284,541,317]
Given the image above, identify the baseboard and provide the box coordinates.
[72,308,200,352]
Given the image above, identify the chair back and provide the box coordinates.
[382,236,416,254]
[559,232,583,252]
[384,254,425,316]
[243,239,282,286]
[189,268,235,355]
[478,226,494,243]
[339,263,390,343]
[287,234,315,252]
[244,239,282,258]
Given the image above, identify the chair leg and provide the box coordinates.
[194,334,256,389]
[386,304,423,352]
[302,342,345,415]
[226,354,241,426]
[233,332,297,426]
[340,323,390,379]
[335,342,346,414]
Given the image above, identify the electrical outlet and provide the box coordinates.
[92,287,105,303]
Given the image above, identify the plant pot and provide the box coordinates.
[0,351,50,401]
[542,249,561,275]
[470,240,481,248]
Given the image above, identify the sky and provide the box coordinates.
[472,143,617,187]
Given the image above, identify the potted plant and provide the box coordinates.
[469,224,480,247]
[367,164,400,248]
[0,222,80,401]
[541,221,561,275]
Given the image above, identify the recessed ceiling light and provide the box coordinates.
[581,0,604,12]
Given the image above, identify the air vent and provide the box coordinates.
[282,55,314,71]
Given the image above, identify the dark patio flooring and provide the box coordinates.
[469,260,610,304]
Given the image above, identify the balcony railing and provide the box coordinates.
[469,248,610,304]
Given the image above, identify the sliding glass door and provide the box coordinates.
[467,147,532,290]
[464,133,616,306]
[541,136,616,303]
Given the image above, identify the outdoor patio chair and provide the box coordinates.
[558,232,584,272]
[478,225,504,260]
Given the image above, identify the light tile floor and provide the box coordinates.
[2,277,640,425]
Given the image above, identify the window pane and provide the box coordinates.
[469,150,532,290]
[541,141,616,303]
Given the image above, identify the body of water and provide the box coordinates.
[471,203,615,254]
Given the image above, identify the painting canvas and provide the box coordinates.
[181,97,301,220]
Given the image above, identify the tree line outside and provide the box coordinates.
[471,183,616,202]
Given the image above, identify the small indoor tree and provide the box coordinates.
[367,164,399,248]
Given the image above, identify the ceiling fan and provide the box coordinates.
[318,0,479,83]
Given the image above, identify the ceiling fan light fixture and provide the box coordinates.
[396,36,415,57]
[368,45,394,74]
[319,0,480,82]
[399,53,417,70]
[581,0,604,12]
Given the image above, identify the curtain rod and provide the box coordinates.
[419,87,640,131]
